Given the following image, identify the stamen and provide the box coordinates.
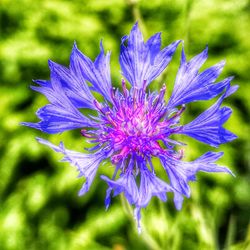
[89,80,185,163]
[142,79,147,91]
[81,129,93,138]
[93,99,103,112]
[122,78,128,98]
[166,104,186,125]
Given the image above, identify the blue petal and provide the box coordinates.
[178,85,238,147]
[132,162,174,233]
[70,41,112,103]
[160,151,233,209]
[47,60,95,109]
[21,71,96,134]
[134,207,142,234]
[104,187,112,210]
[136,162,173,208]
[167,46,230,109]
[119,22,181,88]
[101,168,138,206]
[36,138,106,195]
[193,152,234,175]
[30,62,95,109]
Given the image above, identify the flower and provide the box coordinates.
[22,22,237,233]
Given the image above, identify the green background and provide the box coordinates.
[0,0,249,249]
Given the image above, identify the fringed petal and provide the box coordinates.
[21,70,97,133]
[47,60,95,109]
[160,151,233,210]
[70,41,112,103]
[137,163,173,208]
[132,162,174,233]
[120,22,181,88]
[36,138,107,195]
[178,85,238,147]
[101,161,139,206]
[167,46,230,109]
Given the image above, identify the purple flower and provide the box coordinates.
[22,23,237,233]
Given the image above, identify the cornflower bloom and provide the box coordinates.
[22,23,237,232]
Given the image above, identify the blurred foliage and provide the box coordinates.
[0,0,250,249]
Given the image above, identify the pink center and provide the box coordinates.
[81,81,184,164]
[99,84,170,163]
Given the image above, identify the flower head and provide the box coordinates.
[22,22,237,233]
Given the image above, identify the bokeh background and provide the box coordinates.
[0,0,249,249]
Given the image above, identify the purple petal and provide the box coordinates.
[134,207,142,234]
[36,138,106,195]
[104,187,112,210]
[178,85,238,147]
[21,71,96,134]
[150,40,181,82]
[137,162,173,208]
[70,41,112,103]
[31,63,95,109]
[173,193,184,211]
[47,60,95,109]
[167,46,230,109]
[119,22,181,88]
[194,152,234,175]
[101,169,138,205]
[160,151,233,209]
[133,162,174,233]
